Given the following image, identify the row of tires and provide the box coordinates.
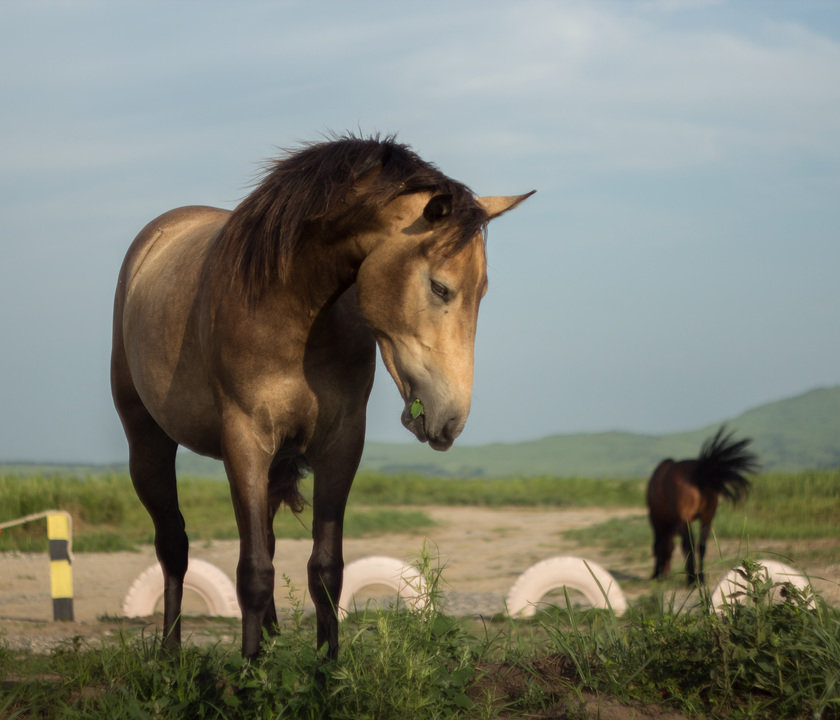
[121,555,813,620]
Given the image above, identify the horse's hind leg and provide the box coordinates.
[695,520,713,585]
[680,522,698,584]
[259,457,306,636]
[651,525,675,579]
[121,408,188,648]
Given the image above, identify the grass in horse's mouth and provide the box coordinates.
[410,398,425,419]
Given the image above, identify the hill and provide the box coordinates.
[358,386,840,477]
[6,387,835,480]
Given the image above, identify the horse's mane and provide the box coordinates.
[217,134,487,304]
[693,425,760,503]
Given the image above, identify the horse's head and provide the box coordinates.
[356,190,533,450]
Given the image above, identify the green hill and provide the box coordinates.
[11,386,833,480]
[358,386,840,477]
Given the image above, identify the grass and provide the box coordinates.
[0,470,644,553]
[0,473,436,552]
[540,565,840,719]
[1,468,839,717]
[1,553,838,719]
[564,469,840,563]
[1,468,838,554]
[349,471,645,507]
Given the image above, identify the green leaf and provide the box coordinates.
[410,398,424,419]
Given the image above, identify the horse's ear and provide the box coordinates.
[423,194,453,223]
[477,191,536,220]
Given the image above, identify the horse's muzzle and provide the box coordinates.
[401,401,461,451]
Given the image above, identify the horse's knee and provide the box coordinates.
[156,522,189,578]
[236,557,275,613]
[307,553,343,609]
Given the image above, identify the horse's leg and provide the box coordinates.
[681,522,697,584]
[124,410,187,649]
[694,522,712,585]
[307,434,363,660]
[652,526,675,579]
[222,428,275,659]
[260,498,280,638]
[695,497,718,585]
[260,457,304,636]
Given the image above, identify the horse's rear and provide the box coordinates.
[112,205,379,654]
[646,426,758,584]
[646,458,711,581]
[111,206,233,646]
[112,207,230,454]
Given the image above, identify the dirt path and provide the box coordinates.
[1,506,837,652]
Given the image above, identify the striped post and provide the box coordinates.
[46,512,74,621]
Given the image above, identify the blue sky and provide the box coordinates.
[1,1,839,463]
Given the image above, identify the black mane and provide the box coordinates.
[217,134,487,303]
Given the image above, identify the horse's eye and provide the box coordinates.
[430,279,450,302]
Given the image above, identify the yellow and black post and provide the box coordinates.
[46,512,74,621]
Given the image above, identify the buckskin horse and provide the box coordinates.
[647,425,759,584]
[111,135,533,658]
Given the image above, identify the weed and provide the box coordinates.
[541,558,840,719]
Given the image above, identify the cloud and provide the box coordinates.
[377,2,840,172]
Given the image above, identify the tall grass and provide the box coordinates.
[536,562,840,719]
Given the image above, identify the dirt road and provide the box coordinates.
[1,506,837,651]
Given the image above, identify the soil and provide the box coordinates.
[2,506,838,718]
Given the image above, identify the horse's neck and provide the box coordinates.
[266,233,365,319]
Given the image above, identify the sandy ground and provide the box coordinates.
[1,506,838,652]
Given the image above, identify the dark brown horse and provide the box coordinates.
[111,135,532,658]
[647,426,759,584]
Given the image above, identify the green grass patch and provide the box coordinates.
[0,474,434,553]
[538,564,840,719]
[1,554,838,719]
[565,469,840,550]
[2,468,838,553]
[348,471,646,507]
[714,469,840,539]
[564,515,651,558]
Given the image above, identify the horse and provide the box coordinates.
[646,425,759,584]
[111,134,533,658]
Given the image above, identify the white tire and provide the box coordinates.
[337,556,428,620]
[122,558,241,618]
[709,559,813,613]
[506,556,628,618]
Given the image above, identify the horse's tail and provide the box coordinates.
[268,455,309,514]
[694,425,759,504]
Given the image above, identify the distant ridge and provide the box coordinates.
[5,386,836,479]
[358,385,840,478]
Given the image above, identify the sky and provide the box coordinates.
[1,1,839,464]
